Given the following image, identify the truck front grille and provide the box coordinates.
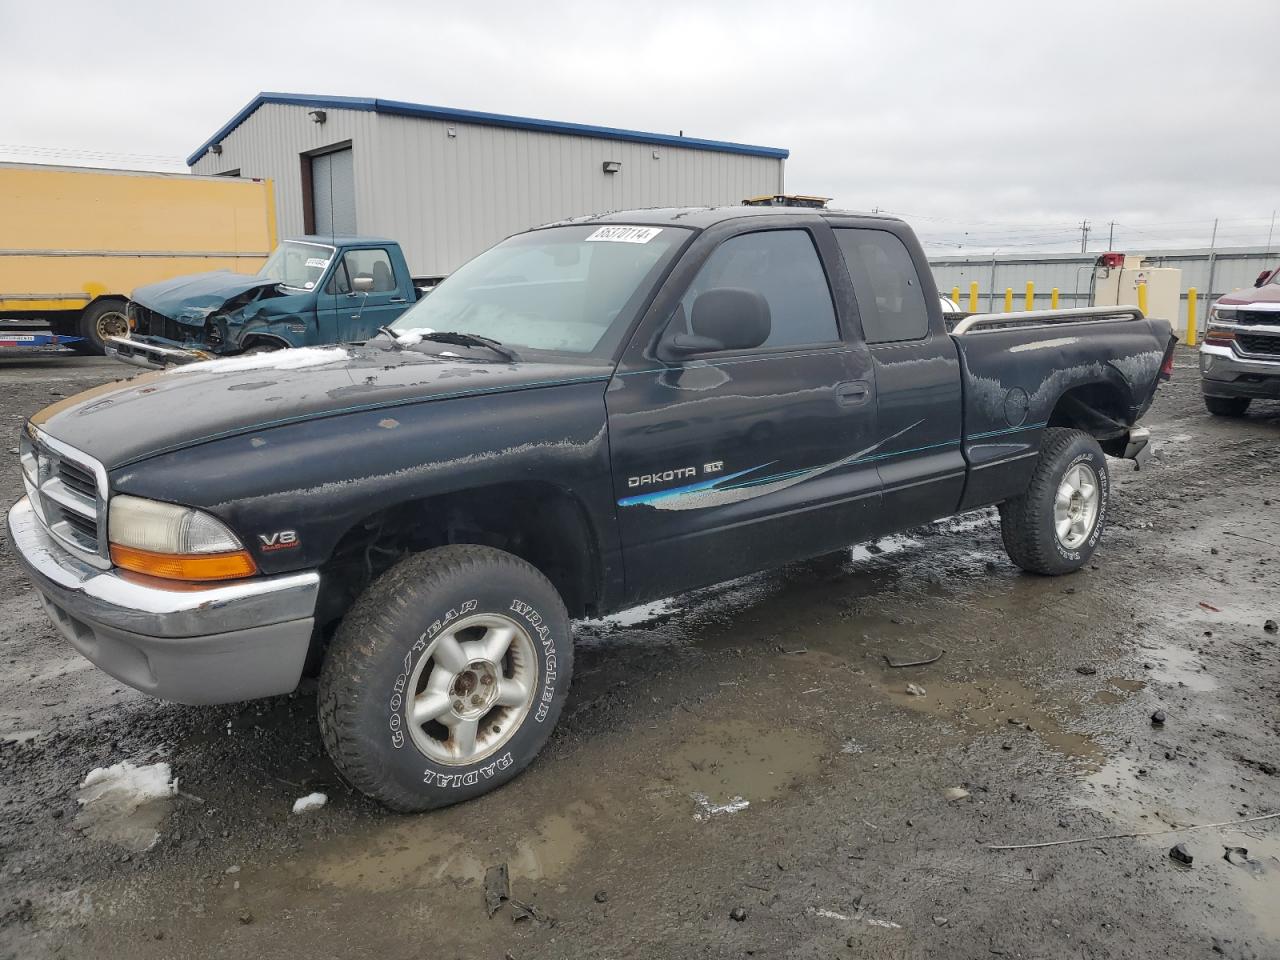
[1235,310,1280,326]
[127,301,197,343]
[18,426,109,568]
[1237,333,1280,358]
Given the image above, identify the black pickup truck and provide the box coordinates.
[8,207,1175,811]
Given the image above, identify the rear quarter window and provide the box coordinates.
[835,229,929,343]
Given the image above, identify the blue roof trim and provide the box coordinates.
[186,92,789,167]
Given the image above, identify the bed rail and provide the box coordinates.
[952,305,1144,336]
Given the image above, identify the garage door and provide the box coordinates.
[311,147,356,236]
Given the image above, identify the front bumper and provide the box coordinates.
[105,335,213,370]
[1200,344,1280,400]
[6,496,319,705]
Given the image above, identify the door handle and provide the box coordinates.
[835,380,871,406]
[389,297,407,303]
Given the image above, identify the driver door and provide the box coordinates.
[318,247,407,343]
[605,224,883,605]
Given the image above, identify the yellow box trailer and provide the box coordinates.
[0,163,275,353]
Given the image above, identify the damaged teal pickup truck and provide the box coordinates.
[108,237,428,367]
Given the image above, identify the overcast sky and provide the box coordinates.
[4,0,1278,253]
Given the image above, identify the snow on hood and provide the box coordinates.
[169,346,352,376]
[389,327,435,346]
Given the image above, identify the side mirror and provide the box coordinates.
[659,288,771,359]
[352,275,375,294]
[1255,269,1274,289]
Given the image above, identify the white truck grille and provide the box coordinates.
[18,425,110,569]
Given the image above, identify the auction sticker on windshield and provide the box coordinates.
[585,226,663,244]
[305,257,330,268]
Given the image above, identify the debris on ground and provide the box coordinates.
[1198,601,1222,613]
[905,683,927,696]
[510,898,552,924]
[883,647,944,668]
[593,890,609,903]
[729,907,748,922]
[1169,843,1193,866]
[1151,709,1167,726]
[985,812,1280,850]
[75,761,177,852]
[692,793,749,821]
[238,911,254,925]
[1075,665,1098,675]
[1223,846,1266,876]
[1265,619,1278,633]
[485,863,510,918]
[943,786,971,801]
[290,792,327,814]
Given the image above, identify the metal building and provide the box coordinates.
[188,92,788,278]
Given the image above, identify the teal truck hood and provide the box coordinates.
[131,271,280,325]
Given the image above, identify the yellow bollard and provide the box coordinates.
[968,281,978,312]
[1137,282,1148,315]
[1004,288,1013,312]
[1186,287,1198,347]
[1050,287,1059,309]
[1025,281,1035,311]
[951,286,961,305]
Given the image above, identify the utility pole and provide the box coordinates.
[1267,210,1276,252]
[1079,219,1091,253]
[1206,218,1220,311]
[1210,218,1218,249]
[1107,221,1115,251]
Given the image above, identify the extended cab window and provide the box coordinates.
[327,248,396,295]
[679,230,838,349]
[835,229,929,343]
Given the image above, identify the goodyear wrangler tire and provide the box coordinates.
[318,545,572,812]
[998,427,1109,576]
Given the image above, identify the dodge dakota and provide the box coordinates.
[8,207,1175,811]
[108,236,426,368]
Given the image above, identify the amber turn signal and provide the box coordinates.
[109,544,258,582]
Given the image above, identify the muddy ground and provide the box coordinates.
[0,348,1277,960]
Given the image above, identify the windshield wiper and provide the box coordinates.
[415,331,518,362]
[377,325,405,350]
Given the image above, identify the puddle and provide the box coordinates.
[665,722,822,812]
[1141,642,1218,691]
[881,677,1104,764]
[313,801,594,892]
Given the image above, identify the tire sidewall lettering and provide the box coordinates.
[1052,449,1107,562]
[387,598,479,749]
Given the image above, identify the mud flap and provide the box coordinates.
[1123,426,1152,471]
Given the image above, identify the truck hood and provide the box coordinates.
[30,345,612,470]
[131,270,279,325]
[1218,283,1280,307]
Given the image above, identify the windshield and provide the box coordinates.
[257,241,336,290]
[390,224,689,356]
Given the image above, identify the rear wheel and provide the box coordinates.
[999,427,1109,575]
[75,300,130,355]
[318,545,572,812]
[1204,395,1250,417]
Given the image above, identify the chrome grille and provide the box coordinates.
[1237,333,1280,358]
[18,425,110,568]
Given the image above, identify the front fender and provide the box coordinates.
[106,382,619,581]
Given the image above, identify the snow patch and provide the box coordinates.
[692,792,749,821]
[292,792,328,814]
[76,761,177,852]
[170,346,351,376]
[389,327,435,346]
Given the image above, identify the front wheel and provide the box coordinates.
[1204,395,1250,417]
[999,428,1109,575]
[318,545,572,812]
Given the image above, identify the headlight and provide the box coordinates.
[108,495,257,581]
[1210,305,1237,322]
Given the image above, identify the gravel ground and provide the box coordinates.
[0,347,1277,960]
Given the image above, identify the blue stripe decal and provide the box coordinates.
[617,465,767,507]
[967,421,1047,440]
